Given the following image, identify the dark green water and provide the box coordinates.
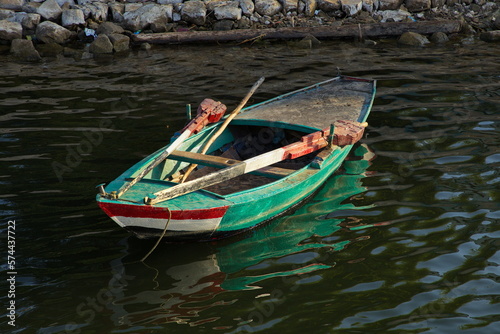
[1,38,499,334]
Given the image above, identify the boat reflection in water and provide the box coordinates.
[106,143,377,329]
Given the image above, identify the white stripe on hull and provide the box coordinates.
[110,216,222,233]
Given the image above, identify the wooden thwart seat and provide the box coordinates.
[169,150,295,179]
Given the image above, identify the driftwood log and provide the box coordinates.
[132,20,462,45]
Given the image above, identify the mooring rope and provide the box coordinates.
[141,207,171,262]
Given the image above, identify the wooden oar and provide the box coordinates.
[112,99,226,199]
[179,76,266,183]
[145,120,366,205]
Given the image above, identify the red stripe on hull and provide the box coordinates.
[98,202,229,220]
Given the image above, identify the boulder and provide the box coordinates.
[377,9,413,22]
[108,33,129,52]
[36,20,71,44]
[0,0,24,11]
[21,2,40,14]
[8,12,40,30]
[158,0,183,3]
[362,0,377,12]
[480,30,500,42]
[36,42,64,56]
[303,0,316,16]
[205,0,232,11]
[492,9,500,30]
[181,1,206,26]
[89,33,113,53]
[61,8,85,27]
[96,21,124,35]
[214,3,242,20]
[405,0,430,12]
[341,0,362,16]
[0,9,14,20]
[378,0,403,10]
[56,0,75,7]
[239,0,254,15]
[431,0,445,6]
[123,4,172,32]
[81,2,108,22]
[430,31,449,43]
[108,2,124,22]
[37,0,62,21]
[10,38,41,61]
[398,31,429,46]
[0,19,21,40]
[213,19,234,30]
[282,0,298,12]
[255,0,282,16]
[317,0,341,12]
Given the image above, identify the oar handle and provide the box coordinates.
[112,99,227,199]
[180,77,265,183]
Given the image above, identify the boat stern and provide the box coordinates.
[97,198,230,240]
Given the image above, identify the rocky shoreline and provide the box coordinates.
[1,0,499,61]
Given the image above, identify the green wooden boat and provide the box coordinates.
[96,76,376,241]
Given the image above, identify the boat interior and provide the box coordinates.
[151,124,326,196]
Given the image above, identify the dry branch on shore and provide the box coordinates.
[132,20,463,45]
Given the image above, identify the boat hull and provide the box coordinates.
[96,76,376,241]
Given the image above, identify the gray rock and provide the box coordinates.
[492,9,500,30]
[81,2,108,22]
[255,0,282,16]
[36,20,71,44]
[96,21,124,35]
[108,2,124,22]
[0,19,22,40]
[61,8,85,27]
[431,0,445,7]
[8,12,40,30]
[378,0,403,10]
[376,9,412,22]
[214,4,242,20]
[398,31,430,46]
[21,2,40,14]
[0,9,14,20]
[341,0,362,15]
[304,0,316,16]
[123,4,173,32]
[10,38,41,61]
[317,0,341,12]
[430,31,449,43]
[0,0,24,11]
[89,34,113,53]
[213,19,234,30]
[282,0,298,12]
[125,3,142,13]
[36,42,64,56]
[205,0,232,11]
[239,0,254,15]
[108,33,129,52]
[56,0,75,7]
[480,30,500,42]
[37,0,62,21]
[405,0,430,12]
[158,0,183,4]
[362,0,377,12]
[181,1,206,26]
[236,15,251,28]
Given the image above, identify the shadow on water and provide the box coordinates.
[98,144,378,332]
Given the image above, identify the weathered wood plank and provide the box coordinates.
[169,150,294,178]
[132,21,462,45]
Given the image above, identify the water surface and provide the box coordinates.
[0,38,499,333]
